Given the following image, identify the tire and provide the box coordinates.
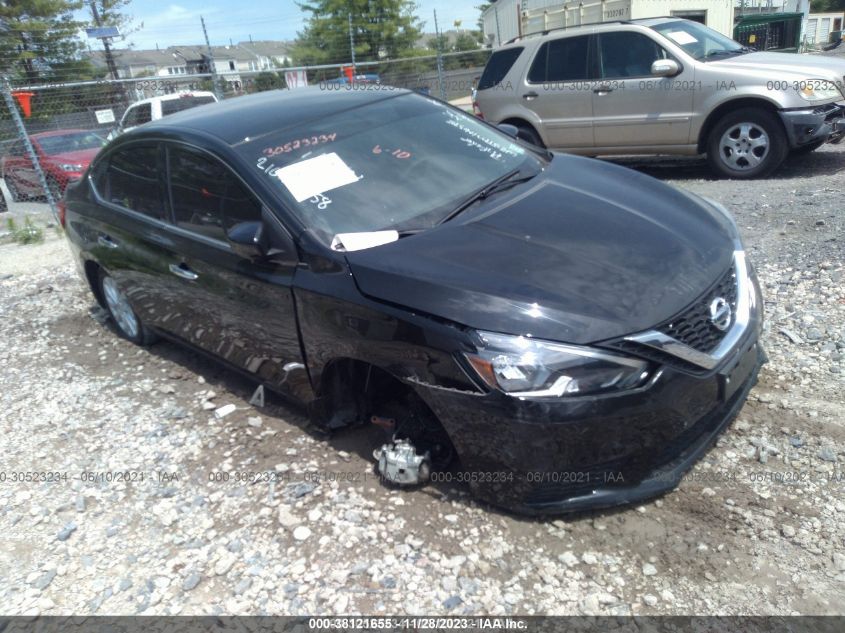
[98,270,157,346]
[515,123,545,148]
[0,188,7,213]
[791,139,825,156]
[706,108,788,179]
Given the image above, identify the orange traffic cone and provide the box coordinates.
[12,91,34,117]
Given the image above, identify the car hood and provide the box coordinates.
[345,155,736,345]
[44,148,101,165]
[709,51,845,80]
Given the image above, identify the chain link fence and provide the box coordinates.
[0,48,490,228]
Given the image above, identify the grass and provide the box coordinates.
[5,216,44,245]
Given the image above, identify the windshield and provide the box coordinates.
[235,94,542,241]
[651,20,747,60]
[161,95,216,116]
[36,131,106,155]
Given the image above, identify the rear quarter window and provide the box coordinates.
[478,48,523,90]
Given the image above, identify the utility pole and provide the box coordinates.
[201,16,223,99]
[90,1,118,80]
[433,9,446,100]
[348,12,356,72]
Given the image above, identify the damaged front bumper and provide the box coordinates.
[779,101,845,148]
[414,328,765,516]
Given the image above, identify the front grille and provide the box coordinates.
[655,263,738,354]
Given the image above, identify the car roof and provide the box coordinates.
[127,91,217,107]
[142,86,413,146]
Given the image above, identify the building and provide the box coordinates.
[805,11,845,45]
[88,41,292,84]
[481,0,737,47]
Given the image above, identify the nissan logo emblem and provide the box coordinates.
[709,297,732,332]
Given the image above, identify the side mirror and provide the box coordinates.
[651,59,680,77]
[227,221,268,259]
[497,123,520,138]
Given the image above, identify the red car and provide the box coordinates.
[1,129,106,201]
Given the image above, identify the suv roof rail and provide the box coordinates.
[504,20,631,44]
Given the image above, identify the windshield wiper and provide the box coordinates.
[437,169,537,225]
[703,47,752,60]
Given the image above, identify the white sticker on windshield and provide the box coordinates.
[331,231,399,252]
[276,152,360,202]
[665,31,698,45]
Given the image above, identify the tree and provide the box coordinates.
[292,0,422,65]
[811,0,845,10]
[87,0,137,79]
[0,0,90,83]
[254,71,285,92]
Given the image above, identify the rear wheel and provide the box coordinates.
[99,271,157,346]
[706,108,787,179]
[514,123,545,148]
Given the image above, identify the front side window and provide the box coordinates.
[168,146,262,242]
[598,32,669,79]
[528,35,591,83]
[235,94,542,243]
[100,144,166,219]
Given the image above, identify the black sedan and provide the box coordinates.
[63,87,765,515]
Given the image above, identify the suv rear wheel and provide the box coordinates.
[706,108,787,179]
[514,123,545,148]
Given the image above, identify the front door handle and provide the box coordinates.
[169,263,198,281]
[97,235,119,249]
[593,84,614,94]
[522,91,539,101]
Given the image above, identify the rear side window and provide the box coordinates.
[161,95,216,117]
[528,35,591,82]
[101,144,166,220]
[167,145,262,242]
[123,103,152,127]
[478,48,523,90]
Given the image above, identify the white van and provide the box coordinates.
[109,91,218,139]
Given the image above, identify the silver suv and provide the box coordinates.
[475,18,845,178]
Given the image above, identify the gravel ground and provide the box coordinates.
[0,142,843,617]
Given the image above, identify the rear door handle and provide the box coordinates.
[97,235,119,249]
[593,84,614,94]
[169,263,198,281]
[522,91,539,100]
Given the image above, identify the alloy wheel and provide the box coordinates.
[102,276,139,339]
[719,122,770,171]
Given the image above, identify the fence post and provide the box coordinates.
[433,9,447,101]
[1,77,58,220]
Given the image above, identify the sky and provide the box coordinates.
[83,0,484,51]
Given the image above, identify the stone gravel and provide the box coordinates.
[0,142,843,616]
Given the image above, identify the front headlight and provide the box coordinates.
[58,163,84,172]
[464,331,650,398]
[797,80,842,102]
